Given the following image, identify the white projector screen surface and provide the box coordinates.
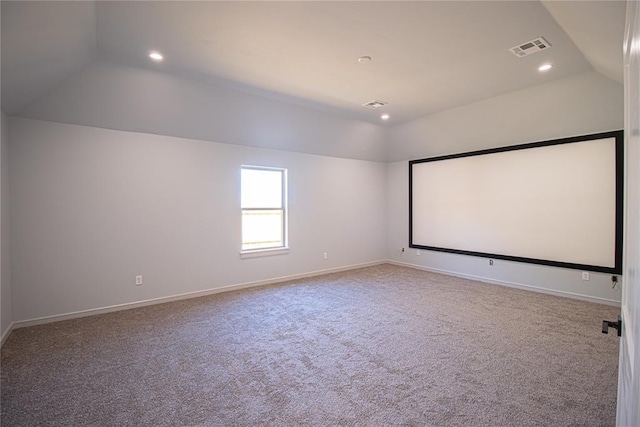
[409,131,623,274]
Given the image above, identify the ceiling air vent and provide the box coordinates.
[362,100,388,109]
[509,37,551,57]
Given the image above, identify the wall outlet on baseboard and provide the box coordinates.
[135,275,143,286]
[581,272,590,281]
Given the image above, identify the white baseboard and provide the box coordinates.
[12,260,386,330]
[1,322,15,347]
[387,260,621,307]
[8,258,618,334]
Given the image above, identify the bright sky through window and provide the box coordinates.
[241,167,287,251]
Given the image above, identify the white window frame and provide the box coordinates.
[240,165,289,258]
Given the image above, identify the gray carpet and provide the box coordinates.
[1,264,620,426]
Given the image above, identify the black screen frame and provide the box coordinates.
[408,130,624,274]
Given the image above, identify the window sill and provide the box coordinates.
[240,247,290,259]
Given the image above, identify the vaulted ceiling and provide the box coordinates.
[1,1,626,126]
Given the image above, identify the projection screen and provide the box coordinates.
[409,131,623,274]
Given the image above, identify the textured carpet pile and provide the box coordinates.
[1,264,620,426]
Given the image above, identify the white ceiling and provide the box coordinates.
[1,1,626,126]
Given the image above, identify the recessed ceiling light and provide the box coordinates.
[149,51,164,62]
[538,63,553,72]
[358,56,372,63]
[381,113,390,120]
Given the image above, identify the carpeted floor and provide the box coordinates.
[1,264,620,426]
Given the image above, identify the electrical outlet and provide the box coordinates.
[489,259,494,266]
[323,252,328,260]
[416,249,421,256]
[135,275,143,286]
[582,272,590,281]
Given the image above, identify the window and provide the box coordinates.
[241,166,287,253]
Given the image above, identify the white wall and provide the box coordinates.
[386,71,624,161]
[5,67,625,326]
[19,61,388,162]
[386,71,624,304]
[1,111,13,338]
[9,118,387,322]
